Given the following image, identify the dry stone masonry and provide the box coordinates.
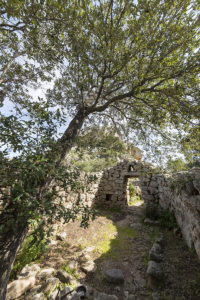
[1,159,200,260]
[48,160,200,260]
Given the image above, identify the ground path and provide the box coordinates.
[11,202,200,300]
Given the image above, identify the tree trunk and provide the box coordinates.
[0,107,88,300]
[0,222,29,300]
[60,107,88,160]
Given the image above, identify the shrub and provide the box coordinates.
[129,182,137,197]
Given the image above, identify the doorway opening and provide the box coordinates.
[127,177,144,207]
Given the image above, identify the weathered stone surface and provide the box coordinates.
[142,194,154,200]
[188,195,200,210]
[95,292,118,300]
[47,290,59,300]
[104,269,124,283]
[32,293,44,300]
[78,252,91,262]
[81,261,97,273]
[60,286,74,300]
[152,292,160,300]
[61,291,80,300]
[133,272,146,287]
[147,261,163,279]
[17,264,40,279]
[193,180,200,193]
[128,295,136,300]
[186,181,197,195]
[7,277,36,300]
[36,268,55,280]
[152,243,162,253]
[24,285,42,300]
[56,269,77,285]
[144,218,161,226]
[149,181,158,187]
[83,246,95,253]
[129,223,141,230]
[40,277,59,294]
[67,260,78,270]
[56,232,67,241]
[149,247,162,263]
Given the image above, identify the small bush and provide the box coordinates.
[129,182,137,197]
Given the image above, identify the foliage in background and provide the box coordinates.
[74,157,118,173]
[71,127,137,172]
[165,157,200,174]
[0,100,97,242]
[129,182,137,198]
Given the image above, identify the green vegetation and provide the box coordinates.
[1,0,200,294]
[95,223,137,260]
[61,263,79,281]
[145,202,178,230]
[169,175,193,195]
[129,182,137,198]
[129,196,144,206]
[73,157,118,173]
[142,251,150,266]
[9,234,49,281]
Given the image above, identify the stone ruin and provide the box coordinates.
[47,159,200,260]
[1,159,200,260]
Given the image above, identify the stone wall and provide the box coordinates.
[155,168,200,258]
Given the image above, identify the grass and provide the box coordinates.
[94,222,137,260]
[142,250,150,266]
[129,196,144,206]
[9,235,49,281]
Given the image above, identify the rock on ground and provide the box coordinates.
[17,264,40,279]
[81,261,97,273]
[47,290,59,300]
[133,272,146,288]
[56,232,67,241]
[67,260,78,269]
[32,293,44,300]
[144,219,161,225]
[36,268,55,280]
[24,285,42,300]
[95,292,118,300]
[65,291,80,300]
[7,277,36,300]
[104,269,124,283]
[129,223,141,230]
[40,277,59,294]
[152,292,160,300]
[147,261,163,280]
[82,246,95,253]
[78,253,91,262]
[56,269,78,285]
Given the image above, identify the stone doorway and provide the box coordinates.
[125,176,143,207]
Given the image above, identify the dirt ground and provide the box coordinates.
[34,201,200,300]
